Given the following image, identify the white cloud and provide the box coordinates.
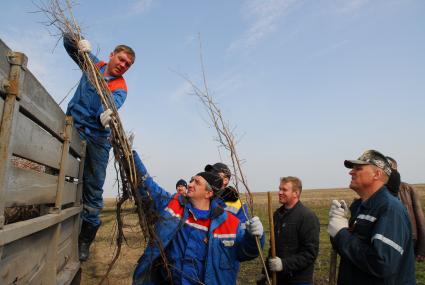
[228,0,298,54]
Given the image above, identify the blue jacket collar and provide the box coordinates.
[177,195,226,231]
[361,185,388,209]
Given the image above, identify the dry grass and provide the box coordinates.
[81,184,425,284]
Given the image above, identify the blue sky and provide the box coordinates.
[1,0,424,196]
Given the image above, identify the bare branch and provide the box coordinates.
[176,34,272,285]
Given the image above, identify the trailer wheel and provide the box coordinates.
[70,268,81,285]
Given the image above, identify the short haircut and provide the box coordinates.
[370,165,390,184]
[114,45,136,62]
[280,176,302,195]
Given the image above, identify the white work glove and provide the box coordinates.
[246,216,263,237]
[327,215,348,238]
[100,109,113,128]
[329,200,349,219]
[340,200,349,216]
[78,39,92,53]
[127,132,135,149]
[268,257,283,272]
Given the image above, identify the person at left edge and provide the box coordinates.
[63,34,135,261]
[131,151,265,285]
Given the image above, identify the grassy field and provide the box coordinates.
[81,184,425,284]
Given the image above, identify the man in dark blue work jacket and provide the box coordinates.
[328,149,415,285]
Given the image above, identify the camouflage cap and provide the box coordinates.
[344,150,392,176]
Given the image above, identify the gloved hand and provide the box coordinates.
[327,215,348,237]
[78,39,92,53]
[132,150,148,176]
[100,109,113,128]
[329,200,349,219]
[246,216,263,237]
[268,257,283,272]
[340,199,349,216]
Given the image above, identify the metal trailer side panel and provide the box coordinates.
[0,39,11,79]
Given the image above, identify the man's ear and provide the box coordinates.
[374,168,384,181]
[205,190,214,199]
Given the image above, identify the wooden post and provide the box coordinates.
[267,191,277,285]
[72,140,86,265]
[44,223,61,285]
[50,116,73,214]
[44,116,72,283]
[75,140,86,207]
[0,51,27,229]
[329,249,338,285]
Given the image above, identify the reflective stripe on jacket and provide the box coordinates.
[333,186,416,285]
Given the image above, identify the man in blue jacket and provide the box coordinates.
[328,150,415,284]
[63,35,135,261]
[132,151,265,285]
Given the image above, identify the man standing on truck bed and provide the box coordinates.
[63,34,135,261]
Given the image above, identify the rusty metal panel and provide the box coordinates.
[70,123,84,158]
[12,111,62,169]
[61,181,78,206]
[57,218,75,272]
[0,50,26,229]
[57,261,80,285]
[52,116,73,212]
[0,206,81,247]
[0,96,3,126]
[0,98,20,229]
[0,225,56,284]
[19,69,83,156]
[0,39,11,80]
[65,154,80,179]
[6,166,57,207]
[0,38,83,284]
[20,70,65,135]
[11,110,81,178]
[0,207,81,284]
[75,141,86,207]
[6,165,79,208]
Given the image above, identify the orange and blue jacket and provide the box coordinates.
[64,35,127,138]
[132,152,264,285]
